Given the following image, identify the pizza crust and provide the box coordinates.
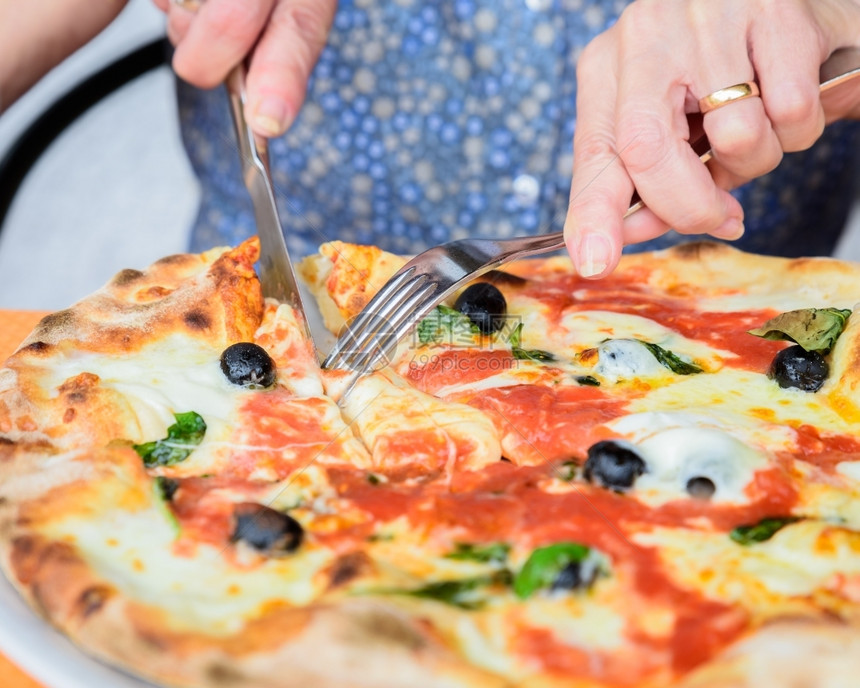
[3,528,510,688]
[827,306,860,423]
[680,618,860,688]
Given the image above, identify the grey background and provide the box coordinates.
[0,0,859,311]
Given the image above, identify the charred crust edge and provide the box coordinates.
[183,309,212,331]
[19,341,51,355]
[111,269,145,286]
[33,309,76,335]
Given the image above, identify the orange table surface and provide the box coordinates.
[0,310,51,688]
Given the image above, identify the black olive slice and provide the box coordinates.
[768,345,829,392]
[550,561,588,591]
[685,476,716,500]
[220,343,276,388]
[550,559,602,593]
[454,283,507,334]
[231,503,303,553]
[583,440,646,492]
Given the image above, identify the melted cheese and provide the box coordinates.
[626,368,855,439]
[45,508,335,632]
[636,521,860,604]
[552,309,731,367]
[635,427,767,506]
[341,371,501,472]
[838,462,860,482]
[39,334,243,444]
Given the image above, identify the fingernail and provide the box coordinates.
[716,218,745,240]
[251,97,291,137]
[578,233,612,278]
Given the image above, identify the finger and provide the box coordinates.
[151,0,170,12]
[563,36,629,278]
[748,9,825,152]
[613,33,745,239]
[620,206,672,245]
[700,96,784,182]
[172,0,275,89]
[245,0,335,137]
[165,4,194,46]
[688,3,784,182]
[622,203,744,245]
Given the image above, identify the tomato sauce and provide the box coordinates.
[457,384,632,463]
[793,424,860,472]
[399,348,518,394]
[170,477,267,549]
[227,392,350,479]
[517,273,786,373]
[514,628,664,686]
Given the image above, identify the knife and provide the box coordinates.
[224,65,317,353]
[170,0,317,351]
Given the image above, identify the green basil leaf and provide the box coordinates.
[575,375,600,387]
[512,347,557,363]
[397,570,513,609]
[445,542,511,564]
[639,341,703,375]
[134,411,206,467]
[747,308,852,353]
[514,542,590,599]
[366,532,394,542]
[417,305,479,345]
[507,322,523,348]
[507,323,556,363]
[729,516,800,545]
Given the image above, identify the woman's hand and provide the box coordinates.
[564,0,860,278]
[152,0,336,138]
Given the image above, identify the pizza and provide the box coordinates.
[1,237,860,687]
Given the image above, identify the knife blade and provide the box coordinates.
[224,65,317,354]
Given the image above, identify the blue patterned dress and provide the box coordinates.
[177,0,860,259]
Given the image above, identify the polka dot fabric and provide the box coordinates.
[178,0,860,260]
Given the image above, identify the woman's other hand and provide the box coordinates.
[564,0,860,278]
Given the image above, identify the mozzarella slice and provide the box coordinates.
[606,411,770,505]
[593,339,667,382]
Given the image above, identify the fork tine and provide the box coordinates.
[323,272,436,370]
[332,280,439,372]
[350,285,443,373]
[322,268,419,368]
[325,280,430,370]
[338,280,440,373]
[341,268,418,337]
[333,282,437,378]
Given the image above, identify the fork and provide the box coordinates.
[323,48,860,375]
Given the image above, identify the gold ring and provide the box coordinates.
[698,81,761,114]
